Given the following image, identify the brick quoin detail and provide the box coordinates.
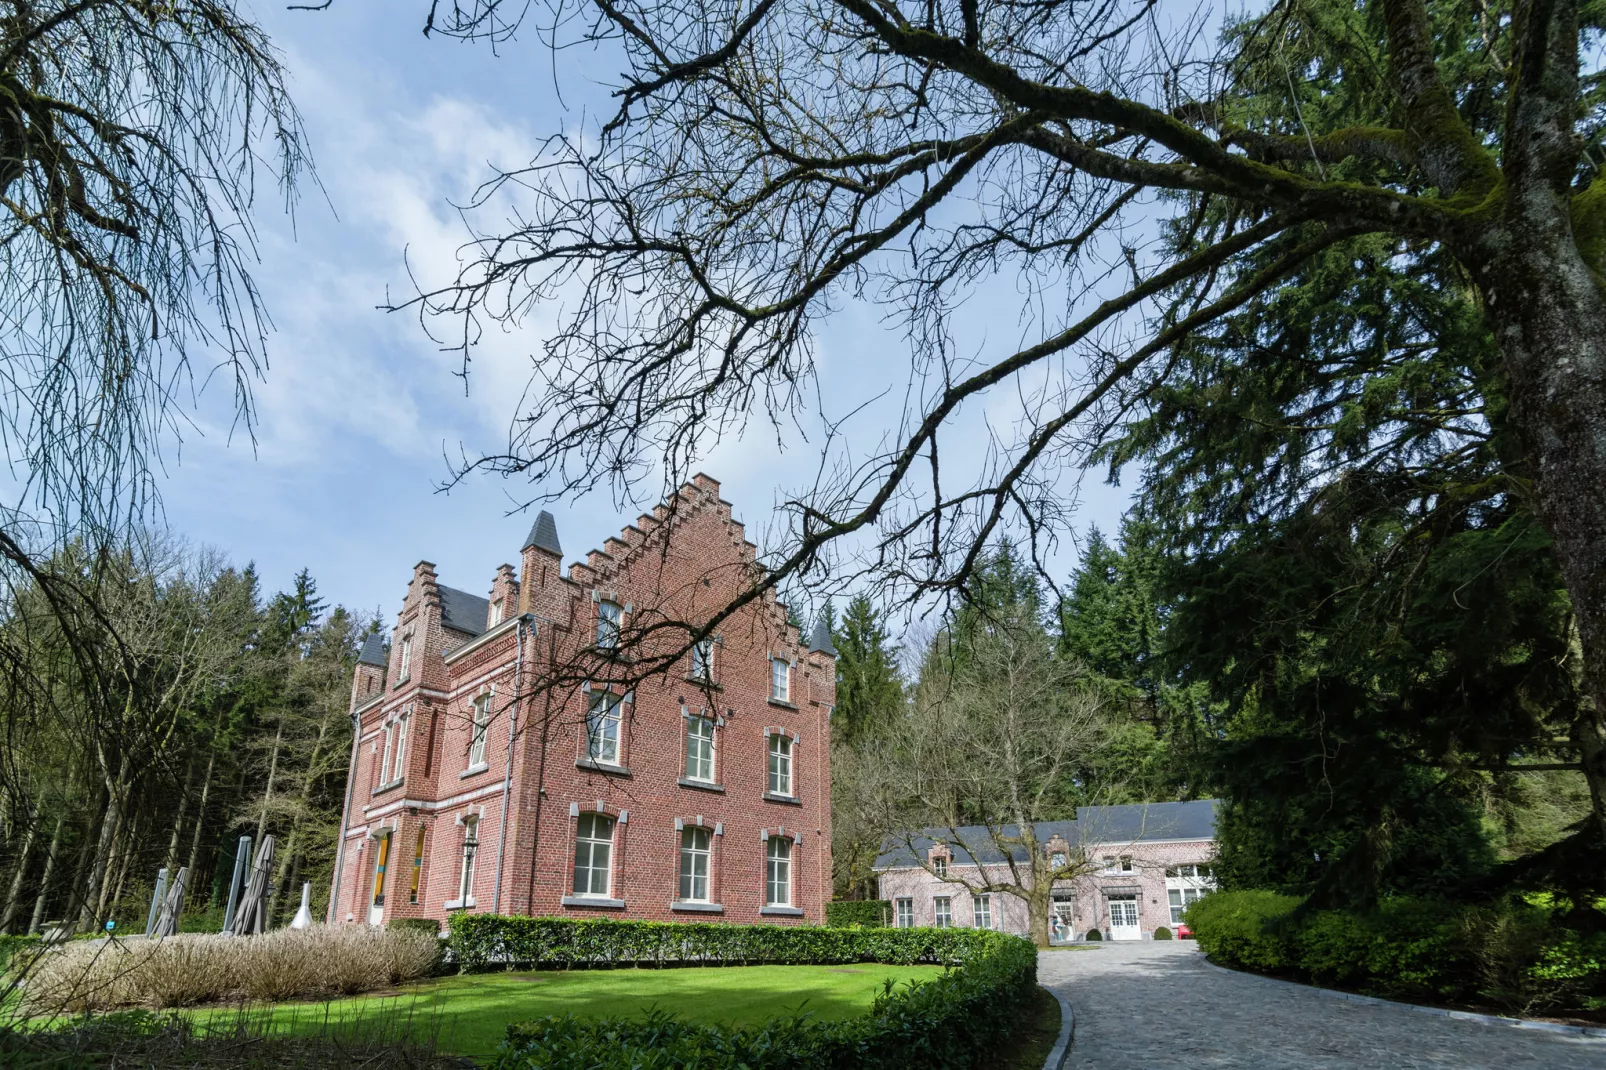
[329,474,836,928]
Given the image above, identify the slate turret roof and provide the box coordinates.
[809,619,838,656]
[523,511,562,555]
[357,632,387,667]
[873,799,1219,869]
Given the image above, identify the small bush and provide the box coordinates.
[1152,927,1172,940]
[1084,929,1101,941]
[1185,890,1299,972]
[21,925,440,1013]
[389,917,443,937]
[825,900,892,928]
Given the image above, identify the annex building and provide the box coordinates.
[329,475,836,928]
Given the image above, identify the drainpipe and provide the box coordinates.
[525,619,557,912]
[327,710,362,923]
[491,614,533,914]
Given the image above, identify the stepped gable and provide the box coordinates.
[568,474,799,643]
[438,585,490,636]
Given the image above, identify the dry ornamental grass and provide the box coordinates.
[19,925,441,1014]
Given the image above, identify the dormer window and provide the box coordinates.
[1050,851,1067,871]
[597,601,622,650]
[932,857,948,879]
[489,599,504,627]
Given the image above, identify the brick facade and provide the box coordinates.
[329,475,836,928]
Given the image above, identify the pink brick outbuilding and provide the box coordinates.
[874,801,1218,941]
[329,475,836,928]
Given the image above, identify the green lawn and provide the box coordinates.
[188,964,950,1058]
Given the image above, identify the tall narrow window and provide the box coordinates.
[678,827,711,902]
[572,813,615,897]
[457,817,478,904]
[489,599,504,627]
[933,896,952,928]
[932,857,948,878]
[765,836,792,906]
[973,894,992,930]
[684,715,715,782]
[597,601,622,649]
[468,694,491,768]
[398,635,412,681]
[587,693,622,765]
[691,639,714,680]
[390,712,409,782]
[767,734,793,796]
[895,897,913,928]
[770,658,790,702]
[379,722,395,786]
[408,827,426,904]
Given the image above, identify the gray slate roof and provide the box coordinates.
[439,585,490,636]
[809,619,838,656]
[357,632,387,667]
[873,799,1219,870]
[523,511,562,555]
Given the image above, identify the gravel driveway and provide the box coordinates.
[1037,941,1604,1069]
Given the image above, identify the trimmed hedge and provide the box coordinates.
[453,916,1037,1070]
[1186,890,1606,1013]
[389,917,442,937]
[1152,926,1172,940]
[825,900,892,928]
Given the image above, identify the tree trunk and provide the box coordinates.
[1472,203,1606,847]
[78,787,121,928]
[185,748,217,902]
[165,754,198,873]
[256,715,284,843]
[28,811,68,934]
[0,818,39,933]
[1025,887,1050,948]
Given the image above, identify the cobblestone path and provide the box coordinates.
[1038,941,1604,1069]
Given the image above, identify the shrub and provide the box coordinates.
[20,925,440,1012]
[1184,890,1299,973]
[477,918,1038,1070]
[825,900,892,928]
[1084,929,1101,941]
[1152,927,1172,940]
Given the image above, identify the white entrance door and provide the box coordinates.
[1108,896,1141,940]
[368,833,391,925]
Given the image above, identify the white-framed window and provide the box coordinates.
[587,693,623,765]
[1102,854,1133,874]
[684,715,715,782]
[973,894,993,930]
[379,722,396,785]
[458,816,479,904]
[468,693,491,768]
[767,733,793,796]
[398,635,412,681]
[678,826,712,902]
[489,599,504,627]
[390,712,409,782]
[1169,887,1207,925]
[597,600,622,649]
[1165,864,1213,880]
[770,657,790,702]
[1050,851,1067,871]
[764,836,792,906]
[691,638,714,680]
[933,896,952,929]
[932,857,948,878]
[572,812,615,897]
[894,897,914,928]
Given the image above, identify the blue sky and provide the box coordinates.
[151,2,1134,626]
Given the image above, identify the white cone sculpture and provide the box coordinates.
[289,882,313,930]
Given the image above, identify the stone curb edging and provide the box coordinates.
[1198,954,1606,1041]
[1042,984,1076,1070]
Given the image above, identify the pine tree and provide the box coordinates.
[831,595,902,744]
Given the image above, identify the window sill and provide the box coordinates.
[677,777,724,793]
[767,698,798,710]
[443,897,477,911]
[670,901,723,913]
[760,905,803,916]
[372,780,405,796]
[762,792,801,806]
[561,895,626,909]
[576,757,631,777]
[683,676,722,690]
[458,763,490,780]
[394,675,411,690]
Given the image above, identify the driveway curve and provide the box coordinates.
[1037,941,1603,1069]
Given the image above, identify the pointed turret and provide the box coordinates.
[523,511,562,556]
[809,618,838,657]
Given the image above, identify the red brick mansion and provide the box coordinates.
[328,475,836,928]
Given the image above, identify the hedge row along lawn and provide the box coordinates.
[449,916,1039,1070]
[188,964,948,1059]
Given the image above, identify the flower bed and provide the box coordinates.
[449,915,1038,1070]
